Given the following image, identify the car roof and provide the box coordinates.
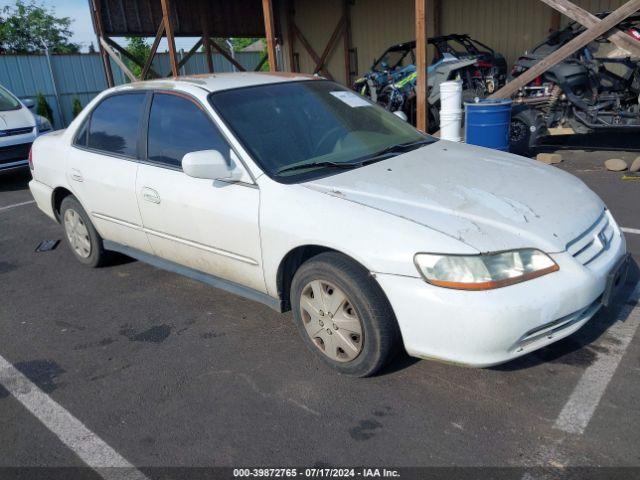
[110,72,320,94]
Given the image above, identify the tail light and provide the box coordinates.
[533,76,542,86]
[28,147,34,171]
[474,60,493,68]
[628,28,640,41]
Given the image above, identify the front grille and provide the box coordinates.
[0,142,32,165]
[566,211,614,265]
[0,126,34,137]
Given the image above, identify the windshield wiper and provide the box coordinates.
[276,139,433,175]
[368,139,433,158]
[276,161,363,175]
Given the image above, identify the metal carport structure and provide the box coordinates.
[89,0,640,133]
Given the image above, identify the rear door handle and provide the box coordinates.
[141,187,161,204]
[70,168,83,182]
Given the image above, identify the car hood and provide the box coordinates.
[302,141,604,253]
[0,106,36,130]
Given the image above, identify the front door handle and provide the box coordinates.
[70,168,83,182]
[141,187,161,204]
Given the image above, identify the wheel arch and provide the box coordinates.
[276,245,378,312]
[51,186,74,222]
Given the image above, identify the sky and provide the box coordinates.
[0,0,201,52]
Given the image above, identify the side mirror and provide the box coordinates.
[182,150,242,181]
[23,98,35,109]
[393,110,408,122]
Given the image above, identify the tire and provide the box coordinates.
[60,195,108,268]
[290,252,400,377]
[509,107,548,157]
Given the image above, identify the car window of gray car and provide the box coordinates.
[87,93,146,158]
[146,93,231,169]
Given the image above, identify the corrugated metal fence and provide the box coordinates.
[0,51,263,129]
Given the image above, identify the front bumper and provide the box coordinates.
[375,229,627,367]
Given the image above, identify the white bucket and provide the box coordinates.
[440,109,463,142]
[440,80,463,114]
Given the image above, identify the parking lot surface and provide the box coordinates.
[1,149,639,476]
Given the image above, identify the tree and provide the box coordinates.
[0,1,80,54]
[88,42,96,54]
[36,93,53,123]
[71,98,83,118]
[124,37,151,78]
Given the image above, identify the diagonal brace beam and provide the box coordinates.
[313,15,346,75]
[141,20,165,80]
[292,23,333,80]
[540,0,640,58]
[99,37,137,82]
[490,0,640,99]
[209,40,247,72]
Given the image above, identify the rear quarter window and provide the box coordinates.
[86,93,146,157]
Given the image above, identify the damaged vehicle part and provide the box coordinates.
[510,12,640,155]
[353,35,507,130]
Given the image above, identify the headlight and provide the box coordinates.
[414,249,559,290]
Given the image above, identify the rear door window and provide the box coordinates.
[87,93,146,157]
[146,93,231,169]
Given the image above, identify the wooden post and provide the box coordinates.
[160,0,179,77]
[262,0,278,72]
[490,0,640,99]
[201,0,214,73]
[415,0,428,132]
[540,0,640,57]
[343,0,352,85]
[89,0,114,87]
[287,0,296,72]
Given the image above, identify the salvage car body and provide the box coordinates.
[353,35,507,127]
[28,74,627,367]
[510,13,640,154]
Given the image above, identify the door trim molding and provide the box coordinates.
[103,240,282,312]
[144,228,259,265]
[92,212,258,266]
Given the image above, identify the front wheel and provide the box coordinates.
[290,252,400,377]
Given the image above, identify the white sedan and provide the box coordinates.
[28,73,628,376]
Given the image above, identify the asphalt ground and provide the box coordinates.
[1,149,639,479]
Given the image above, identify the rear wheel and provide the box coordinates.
[291,252,400,377]
[510,107,548,157]
[60,196,108,268]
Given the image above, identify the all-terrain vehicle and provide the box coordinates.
[509,12,640,155]
[353,35,507,130]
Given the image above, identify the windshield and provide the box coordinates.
[375,48,414,71]
[0,86,22,112]
[209,80,435,183]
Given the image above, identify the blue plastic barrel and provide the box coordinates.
[464,99,512,151]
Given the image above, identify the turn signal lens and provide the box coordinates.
[414,249,559,290]
[28,147,34,171]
